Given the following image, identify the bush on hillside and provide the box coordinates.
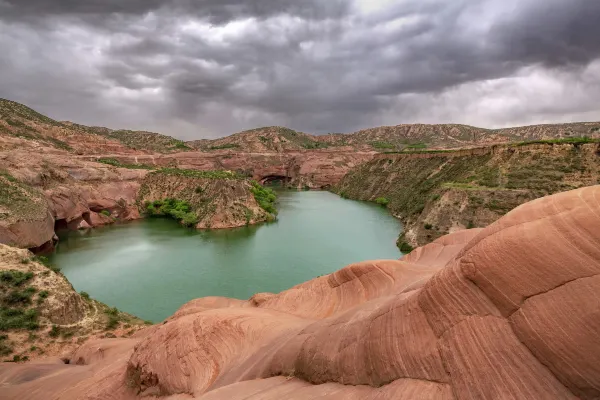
[145,198,199,227]
[375,197,389,207]
[250,182,277,215]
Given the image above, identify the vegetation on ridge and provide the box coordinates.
[144,198,199,227]
[250,181,277,215]
[152,168,244,180]
[97,158,156,170]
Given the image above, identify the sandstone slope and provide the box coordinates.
[1,186,598,399]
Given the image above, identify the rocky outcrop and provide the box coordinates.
[137,170,273,229]
[0,172,55,249]
[0,149,148,250]
[335,142,600,248]
[1,186,599,399]
[0,244,148,363]
[84,149,374,189]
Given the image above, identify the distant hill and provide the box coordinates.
[0,98,190,154]
[186,126,330,152]
[2,98,599,154]
[189,122,600,153]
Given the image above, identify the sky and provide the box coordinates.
[1,0,599,139]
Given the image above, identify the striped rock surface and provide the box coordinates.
[1,186,599,399]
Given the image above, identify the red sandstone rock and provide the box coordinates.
[1,186,599,399]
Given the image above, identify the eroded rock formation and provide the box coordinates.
[335,142,600,248]
[1,186,598,399]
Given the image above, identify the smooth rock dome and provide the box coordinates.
[1,186,599,399]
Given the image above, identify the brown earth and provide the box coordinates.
[0,186,598,399]
[335,141,600,248]
[0,245,147,363]
[186,123,600,153]
[138,171,273,229]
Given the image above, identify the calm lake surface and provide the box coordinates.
[50,190,402,322]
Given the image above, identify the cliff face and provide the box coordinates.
[137,171,274,229]
[93,150,373,189]
[1,186,599,399]
[335,142,600,248]
[0,148,148,249]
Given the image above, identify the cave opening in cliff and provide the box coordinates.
[260,175,290,187]
[54,218,69,231]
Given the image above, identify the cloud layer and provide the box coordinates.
[1,0,599,139]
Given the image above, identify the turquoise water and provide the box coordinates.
[50,191,402,322]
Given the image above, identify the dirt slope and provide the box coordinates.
[335,141,600,248]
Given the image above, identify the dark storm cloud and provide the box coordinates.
[0,0,347,24]
[0,0,599,138]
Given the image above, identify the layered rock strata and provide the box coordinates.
[1,186,598,399]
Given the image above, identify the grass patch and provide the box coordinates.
[153,168,243,180]
[97,158,155,170]
[513,136,598,147]
[0,308,39,331]
[208,144,240,150]
[0,271,34,287]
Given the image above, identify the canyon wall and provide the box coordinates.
[1,186,599,399]
[335,142,600,248]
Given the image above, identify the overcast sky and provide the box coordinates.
[1,0,599,139]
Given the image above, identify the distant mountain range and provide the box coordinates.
[2,98,599,154]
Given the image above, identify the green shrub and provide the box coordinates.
[250,182,277,215]
[38,291,49,299]
[145,198,199,227]
[0,339,13,356]
[173,141,190,150]
[208,144,240,150]
[154,168,242,180]
[0,271,34,286]
[32,256,61,273]
[106,315,119,330]
[195,186,204,194]
[48,325,61,338]
[0,308,39,331]
[100,210,111,217]
[5,287,36,305]
[399,242,414,253]
[424,223,433,230]
[80,291,90,300]
[97,158,155,170]
[375,197,389,207]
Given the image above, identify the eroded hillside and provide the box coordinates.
[335,141,600,249]
[0,245,147,363]
[138,169,276,229]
